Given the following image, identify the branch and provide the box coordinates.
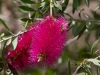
[73,64,82,75]
[0,31,26,43]
[1,18,99,44]
[50,0,53,16]
[35,18,100,24]
[64,36,78,46]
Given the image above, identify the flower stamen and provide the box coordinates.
[37,54,46,62]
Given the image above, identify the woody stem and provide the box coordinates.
[50,0,53,16]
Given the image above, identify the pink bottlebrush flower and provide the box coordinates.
[6,27,35,70]
[29,16,68,67]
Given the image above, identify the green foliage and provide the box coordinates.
[68,59,71,75]
[21,0,35,4]
[0,18,13,35]
[91,39,99,55]
[87,59,100,66]
[0,58,4,72]
[19,6,35,12]
[85,0,90,7]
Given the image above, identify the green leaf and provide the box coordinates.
[54,1,62,10]
[76,23,85,36]
[0,18,13,35]
[88,23,96,31]
[20,18,32,22]
[0,33,5,37]
[23,21,29,29]
[87,59,100,66]
[31,12,35,18]
[40,2,46,7]
[62,0,69,12]
[6,39,12,46]
[78,0,83,6]
[85,0,90,7]
[0,58,4,72]
[73,0,78,10]
[6,37,18,50]
[76,72,88,75]
[78,9,84,19]
[82,64,92,75]
[72,22,78,36]
[12,37,18,50]
[64,12,74,19]
[72,7,76,14]
[68,59,71,75]
[77,23,86,39]
[19,6,35,11]
[21,0,35,4]
[85,37,91,48]
[0,33,5,40]
[92,11,100,20]
[35,2,40,8]
[2,41,8,60]
[91,39,99,55]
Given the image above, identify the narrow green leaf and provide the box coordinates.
[0,33,5,37]
[20,18,32,22]
[85,0,90,7]
[31,12,35,18]
[6,39,12,46]
[21,0,35,4]
[76,72,88,75]
[35,2,40,8]
[73,0,78,10]
[0,18,13,35]
[64,12,74,19]
[23,21,29,29]
[72,7,76,14]
[87,59,100,66]
[12,37,18,50]
[40,2,46,7]
[85,37,91,48]
[0,33,5,40]
[54,1,62,10]
[68,59,71,75]
[78,0,83,6]
[6,37,18,50]
[19,6,35,11]
[83,64,92,75]
[41,6,49,14]
[62,0,69,12]
[0,58,4,72]
[78,12,81,19]
[72,22,78,36]
[88,23,96,31]
[78,9,84,19]
[92,11,100,20]
[91,39,99,55]
[75,23,85,36]
[2,41,8,60]
[77,25,86,39]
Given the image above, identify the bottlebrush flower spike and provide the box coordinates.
[29,16,68,67]
[6,27,34,70]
